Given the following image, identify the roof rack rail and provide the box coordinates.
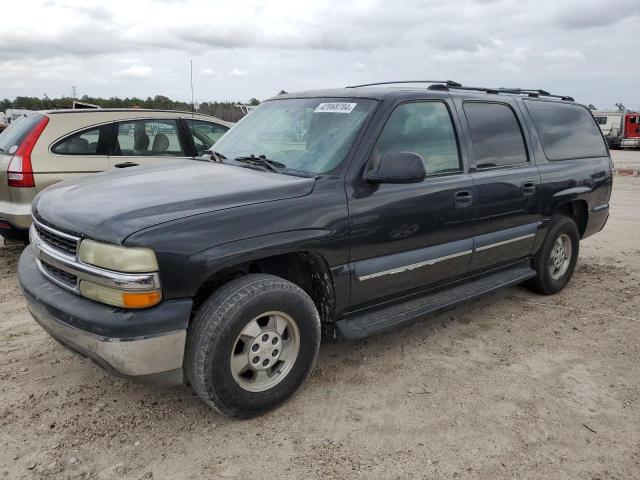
[346,80,462,88]
[427,84,574,102]
[345,80,574,101]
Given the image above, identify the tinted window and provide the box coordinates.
[594,117,607,125]
[186,120,228,155]
[463,102,528,168]
[52,126,107,155]
[115,119,186,157]
[524,101,607,160]
[0,114,45,154]
[375,102,460,175]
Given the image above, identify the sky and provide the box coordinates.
[1,0,639,109]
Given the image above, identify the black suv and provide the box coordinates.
[18,81,612,417]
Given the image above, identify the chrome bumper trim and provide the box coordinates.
[28,301,186,378]
[30,224,161,293]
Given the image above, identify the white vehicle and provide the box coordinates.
[5,109,32,124]
[592,111,623,139]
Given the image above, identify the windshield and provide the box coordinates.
[212,97,377,175]
[0,114,43,154]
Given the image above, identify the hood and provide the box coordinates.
[34,161,315,244]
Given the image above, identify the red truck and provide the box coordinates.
[620,112,640,149]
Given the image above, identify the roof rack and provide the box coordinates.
[428,84,574,102]
[346,80,462,88]
[345,79,574,101]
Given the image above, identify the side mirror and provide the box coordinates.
[365,152,426,184]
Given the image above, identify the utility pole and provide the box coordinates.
[71,86,77,99]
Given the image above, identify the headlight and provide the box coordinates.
[79,281,162,309]
[78,239,161,309]
[78,239,159,272]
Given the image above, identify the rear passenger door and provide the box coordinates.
[455,99,541,272]
[108,119,191,169]
[44,125,111,188]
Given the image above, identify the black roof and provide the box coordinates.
[271,81,576,103]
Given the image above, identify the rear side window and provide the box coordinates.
[114,119,186,157]
[524,101,607,160]
[0,114,46,154]
[463,102,528,168]
[594,117,607,125]
[52,125,109,155]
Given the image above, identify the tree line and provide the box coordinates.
[1,95,263,122]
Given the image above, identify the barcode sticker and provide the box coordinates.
[314,102,357,113]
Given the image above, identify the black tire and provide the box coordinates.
[185,274,321,418]
[526,216,580,295]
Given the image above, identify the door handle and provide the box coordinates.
[114,162,139,168]
[453,190,473,207]
[521,181,536,195]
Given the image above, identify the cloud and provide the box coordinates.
[554,0,640,29]
[112,65,154,78]
[0,0,638,109]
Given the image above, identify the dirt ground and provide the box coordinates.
[1,178,639,480]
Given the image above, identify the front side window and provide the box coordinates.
[186,120,229,155]
[524,100,607,160]
[212,98,378,175]
[115,119,186,157]
[463,102,528,168]
[374,101,460,175]
[52,126,108,155]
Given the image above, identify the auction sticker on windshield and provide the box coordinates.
[314,102,357,113]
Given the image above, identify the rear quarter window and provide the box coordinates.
[0,114,46,154]
[524,100,607,160]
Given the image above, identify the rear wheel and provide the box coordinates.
[185,274,320,418]
[526,216,579,295]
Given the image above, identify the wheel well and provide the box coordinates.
[555,200,588,237]
[192,252,336,323]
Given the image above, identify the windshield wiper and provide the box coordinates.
[203,150,227,162]
[233,154,286,173]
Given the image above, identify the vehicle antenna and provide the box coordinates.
[190,59,194,117]
[43,93,59,109]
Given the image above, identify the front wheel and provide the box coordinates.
[185,274,321,418]
[526,216,580,295]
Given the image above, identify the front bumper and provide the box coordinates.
[620,138,640,148]
[19,246,193,387]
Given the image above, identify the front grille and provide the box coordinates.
[40,261,78,288]
[34,222,79,256]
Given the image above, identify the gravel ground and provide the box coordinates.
[611,149,640,170]
[1,177,639,480]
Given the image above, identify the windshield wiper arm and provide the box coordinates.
[203,150,227,162]
[234,154,286,172]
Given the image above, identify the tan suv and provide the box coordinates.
[0,109,232,240]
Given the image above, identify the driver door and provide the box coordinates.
[347,100,475,309]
